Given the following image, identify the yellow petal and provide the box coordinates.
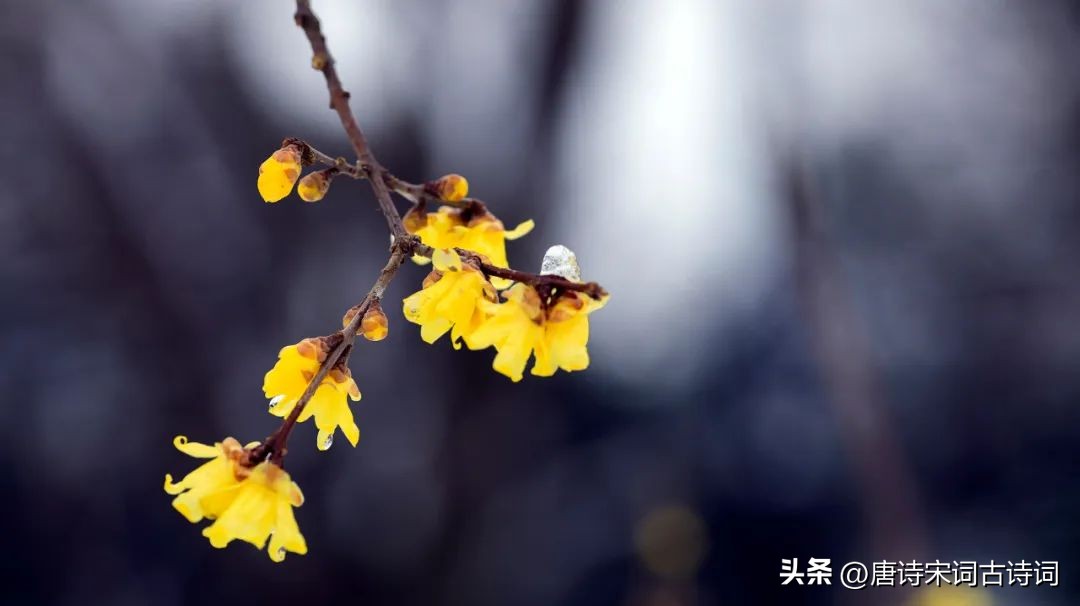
[586,293,610,312]
[490,329,539,382]
[545,315,591,373]
[432,248,463,272]
[420,318,453,343]
[289,482,305,507]
[530,337,557,377]
[163,473,184,495]
[173,436,220,459]
[316,428,334,452]
[198,483,244,520]
[346,378,361,401]
[202,478,276,549]
[504,219,535,240]
[257,160,299,203]
[268,499,308,562]
[492,344,529,382]
[171,491,204,523]
[340,412,360,447]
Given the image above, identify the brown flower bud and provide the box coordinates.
[421,270,443,289]
[342,305,362,331]
[425,173,469,202]
[360,301,389,341]
[297,169,333,202]
[296,337,328,361]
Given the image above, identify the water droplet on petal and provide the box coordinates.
[322,432,334,450]
[268,394,285,411]
[277,546,287,559]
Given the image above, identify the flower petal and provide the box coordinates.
[432,248,463,272]
[504,219,535,240]
[173,436,220,459]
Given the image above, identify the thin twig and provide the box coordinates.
[247,246,407,466]
[307,145,477,209]
[294,0,405,238]
[453,248,607,299]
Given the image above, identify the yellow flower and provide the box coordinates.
[164,436,307,562]
[296,169,331,202]
[263,340,361,450]
[468,284,608,382]
[458,212,534,276]
[164,435,247,523]
[202,461,307,562]
[402,249,497,349]
[402,205,465,254]
[258,146,302,203]
[403,206,533,286]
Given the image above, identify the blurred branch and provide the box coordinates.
[787,157,927,577]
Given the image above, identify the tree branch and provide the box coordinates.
[293,0,405,238]
[246,0,607,466]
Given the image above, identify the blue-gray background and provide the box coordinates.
[2,1,1078,605]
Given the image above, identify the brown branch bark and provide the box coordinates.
[294,0,405,238]
[787,156,926,604]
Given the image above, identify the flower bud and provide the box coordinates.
[296,337,327,361]
[297,169,333,202]
[426,173,469,202]
[402,205,427,234]
[342,306,361,331]
[258,145,302,203]
[360,301,389,341]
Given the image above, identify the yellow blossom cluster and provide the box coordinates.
[165,335,365,562]
[167,144,609,564]
[164,436,306,562]
[470,283,607,382]
[402,241,607,382]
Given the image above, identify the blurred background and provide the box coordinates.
[2,0,1079,604]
